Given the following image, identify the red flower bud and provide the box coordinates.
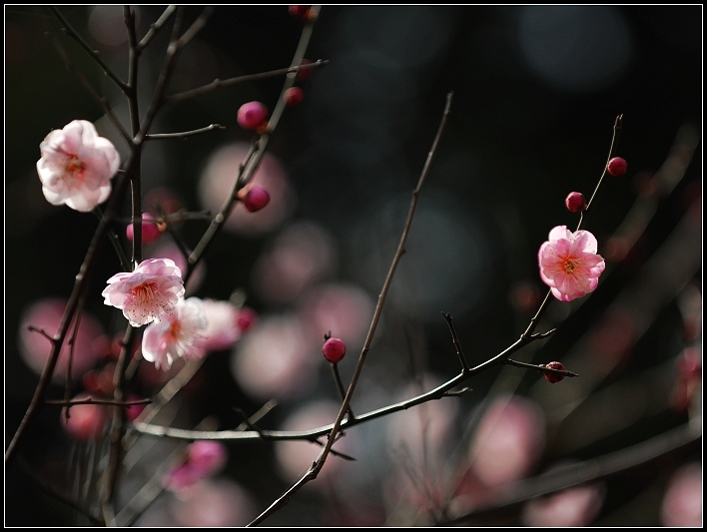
[284,87,304,107]
[126,213,162,244]
[544,361,566,383]
[607,157,628,177]
[322,337,346,363]
[237,101,269,131]
[242,185,270,212]
[565,191,587,213]
[288,5,310,19]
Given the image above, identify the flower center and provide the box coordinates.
[65,156,86,180]
[563,257,578,274]
[132,281,158,305]
[169,319,182,340]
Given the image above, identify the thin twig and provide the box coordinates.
[504,358,578,378]
[176,6,214,48]
[137,5,177,52]
[166,60,328,104]
[521,115,624,341]
[42,19,131,145]
[5,157,134,465]
[184,8,320,282]
[246,90,454,526]
[145,123,225,140]
[442,313,469,371]
[580,114,624,227]
[49,6,128,92]
[330,363,355,420]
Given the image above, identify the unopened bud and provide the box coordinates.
[544,361,566,383]
[565,191,587,213]
[322,337,346,363]
[607,157,628,177]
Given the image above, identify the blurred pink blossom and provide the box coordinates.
[522,483,606,526]
[170,479,255,527]
[538,225,605,302]
[18,299,104,380]
[102,258,185,327]
[199,299,242,352]
[661,463,702,527]
[298,283,374,348]
[231,314,316,400]
[469,395,546,488]
[165,440,228,492]
[61,394,107,441]
[275,401,355,487]
[198,143,295,235]
[252,221,337,305]
[36,120,120,212]
[142,297,207,370]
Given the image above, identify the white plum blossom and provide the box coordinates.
[36,120,120,212]
[102,258,185,327]
[142,297,208,370]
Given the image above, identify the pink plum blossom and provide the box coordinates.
[165,440,228,492]
[142,297,208,370]
[538,225,605,302]
[102,258,185,327]
[522,483,606,526]
[36,120,120,212]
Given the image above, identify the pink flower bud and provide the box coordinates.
[544,361,566,383]
[322,337,346,363]
[237,101,269,131]
[284,87,304,107]
[288,5,310,18]
[607,157,628,177]
[565,191,587,213]
[126,213,162,244]
[242,185,270,212]
[236,306,257,333]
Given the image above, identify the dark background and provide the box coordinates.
[5,6,702,526]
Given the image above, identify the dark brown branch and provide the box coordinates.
[6,153,134,464]
[246,90,453,526]
[49,6,128,92]
[442,312,470,370]
[166,59,328,104]
[504,358,578,378]
[42,20,131,145]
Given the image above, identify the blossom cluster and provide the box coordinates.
[102,257,252,370]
